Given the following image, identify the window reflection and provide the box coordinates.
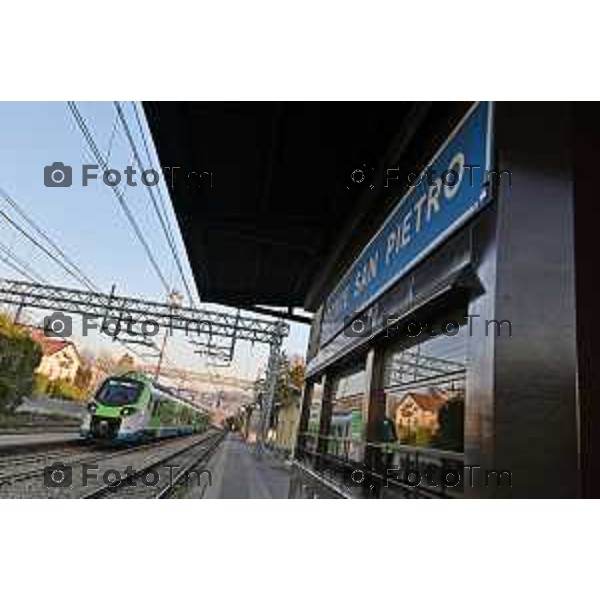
[303,378,324,454]
[383,315,467,452]
[329,367,366,462]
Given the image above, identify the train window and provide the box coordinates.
[95,377,143,406]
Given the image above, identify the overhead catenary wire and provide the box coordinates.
[131,101,181,266]
[0,238,48,284]
[0,250,36,282]
[62,104,175,364]
[131,101,209,303]
[67,101,170,295]
[0,242,152,365]
[0,187,96,291]
[0,104,191,372]
[105,110,121,165]
[113,101,196,307]
[0,190,160,368]
[0,208,96,291]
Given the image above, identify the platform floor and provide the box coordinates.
[189,434,291,499]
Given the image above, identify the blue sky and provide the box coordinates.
[0,102,309,380]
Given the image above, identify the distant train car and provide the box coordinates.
[80,371,209,443]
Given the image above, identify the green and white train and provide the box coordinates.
[81,372,209,443]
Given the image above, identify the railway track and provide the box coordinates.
[0,431,222,496]
[0,444,87,471]
[0,437,82,461]
[0,440,169,486]
[82,431,225,499]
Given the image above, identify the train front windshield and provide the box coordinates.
[95,378,143,406]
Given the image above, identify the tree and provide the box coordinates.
[32,373,50,397]
[46,378,87,402]
[0,312,42,411]
[253,352,306,433]
[275,353,305,405]
[115,353,135,374]
[288,355,306,390]
[96,351,117,376]
[73,350,97,393]
[74,363,94,392]
[432,394,465,452]
[254,353,306,406]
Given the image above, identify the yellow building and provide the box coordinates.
[389,390,448,443]
[28,328,81,384]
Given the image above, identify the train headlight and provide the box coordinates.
[87,402,97,414]
[120,406,137,417]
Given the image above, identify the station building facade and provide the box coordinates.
[290,102,595,499]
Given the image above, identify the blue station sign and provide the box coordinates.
[321,102,492,344]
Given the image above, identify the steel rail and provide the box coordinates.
[0,445,89,471]
[155,433,224,498]
[81,431,225,499]
[0,435,195,487]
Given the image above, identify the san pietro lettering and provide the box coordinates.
[384,151,464,269]
[321,102,492,344]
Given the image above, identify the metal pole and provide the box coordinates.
[13,301,23,324]
[155,290,182,381]
[154,326,169,380]
[258,322,284,457]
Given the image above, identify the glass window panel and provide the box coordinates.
[382,312,468,453]
[301,378,323,454]
[329,365,366,462]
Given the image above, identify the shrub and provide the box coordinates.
[432,397,464,452]
[0,313,42,412]
[32,373,50,397]
[46,378,88,402]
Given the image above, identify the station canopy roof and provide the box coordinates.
[143,102,462,315]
